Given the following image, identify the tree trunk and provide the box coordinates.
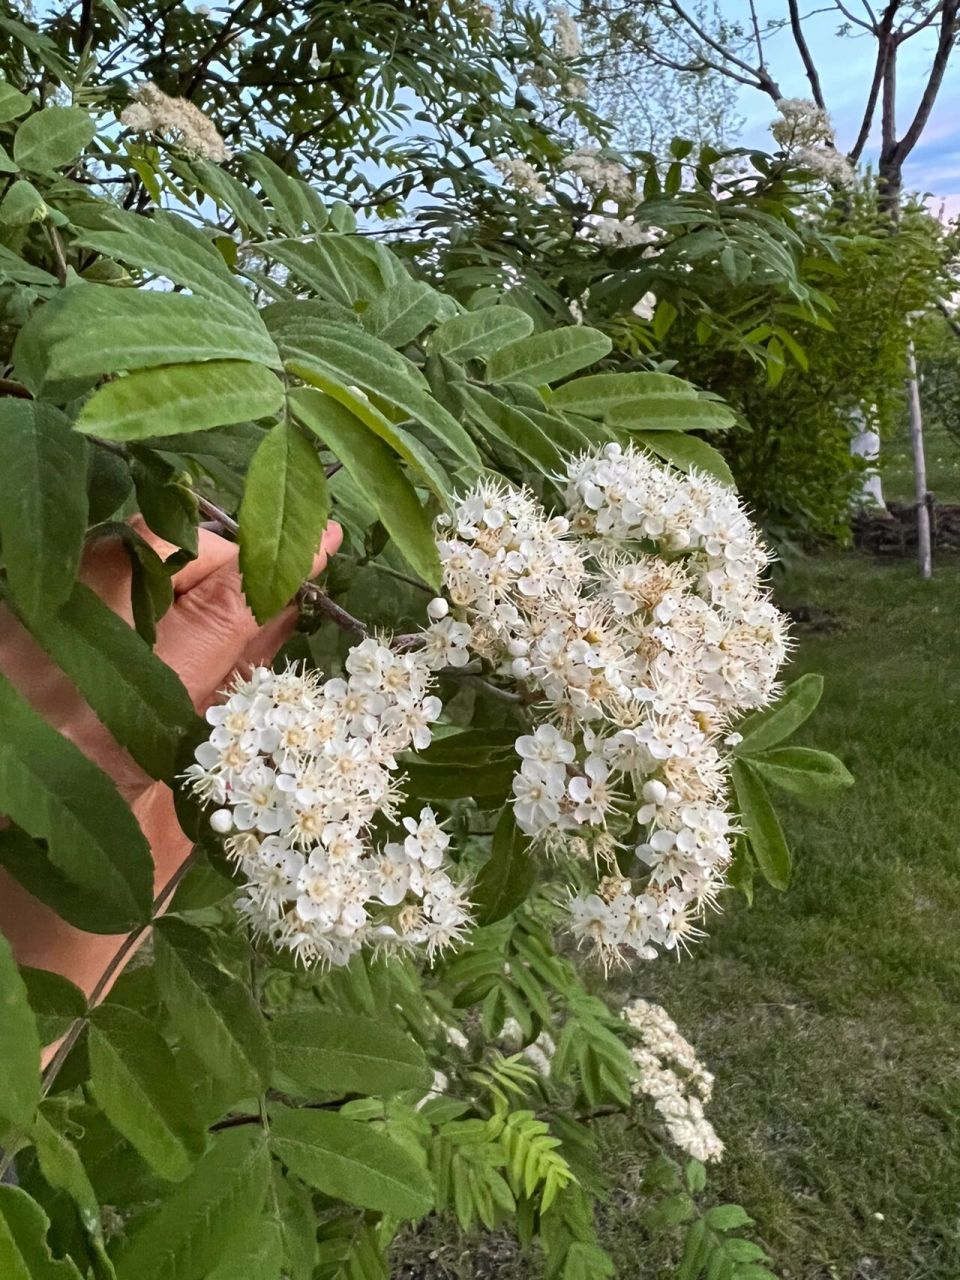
[906,339,933,579]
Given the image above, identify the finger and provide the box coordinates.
[171,527,241,597]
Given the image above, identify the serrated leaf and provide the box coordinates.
[732,760,791,891]
[0,178,47,225]
[636,431,735,486]
[244,153,328,235]
[71,206,255,318]
[362,272,450,347]
[283,322,480,472]
[749,746,853,796]
[465,387,562,473]
[13,106,94,172]
[485,327,612,386]
[88,1005,206,1181]
[608,396,734,432]
[703,1202,753,1231]
[427,306,534,361]
[238,418,331,621]
[0,1186,83,1279]
[0,82,32,123]
[0,401,88,619]
[551,371,699,415]
[14,287,280,394]
[174,155,271,239]
[0,673,153,930]
[270,1107,433,1220]
[19,968,85,1045]
[270,1010,432,1097]
[205,1216,283,1280]
[31,1109,107,1258]
[734,674,823,754]
[0,933,40,1131]
[292,388,440,590]
[14,581,198,781]
[472,808,536,925]
[264,235,394,308]
[154,921,273,1093]
[115,1128,271,1280]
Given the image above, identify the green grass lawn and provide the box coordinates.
[882,421,960,506]
[600,553,960,1280]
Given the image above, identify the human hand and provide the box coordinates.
[0,516,342,1008]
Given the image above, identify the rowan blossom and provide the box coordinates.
[120,81,231,162]
[771,97,853,187]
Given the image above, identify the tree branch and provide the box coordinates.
[664,0,783,97]
[847,12,895,162]
[787,0,828,108]
[891,0,959,166]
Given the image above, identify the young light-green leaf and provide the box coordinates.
[13,105,94,172]
[732,759,792,891]
[154,921,273,1093]
[472,807,536,926]
[77,359,284,441]
[0,1186,83,1280]
[15,581,199,781]
[735,674,824,755]
[0,672,153,931]
[748,746,853,796]
[0,933,40,1131]
[485,327,612,386]
[88,1005,206,1181]
[427,306,534,362]
[238,419,331,621]
[115,1128,271,1280]
[0,401,88,619]
[269,1009,432,1097]
[292,388,441,590]
[269,1107,433,1220]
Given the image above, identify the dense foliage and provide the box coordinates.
[0,23,860,1280]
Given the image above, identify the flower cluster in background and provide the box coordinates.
[120,81,232,162]
[622,998,723,1163]
[770,97,854,188]
[435,443,790,966]
[187,642,472,967]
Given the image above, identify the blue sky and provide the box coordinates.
[723,3,960,216]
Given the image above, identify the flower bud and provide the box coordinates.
[642,779,667,806]
[427,597,449,621]
[210,808,234,835]
[506,637,529,657]
[511,657,531,679]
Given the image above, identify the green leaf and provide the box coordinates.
[13,106,94,172]
[472,808,536,926]
[292,388,441,590]
[402,754,516,801]
[607,397,734,433]
[263,235,394,308]
[0,401,88,619]
[636,431,735,486]
[485,327,612,386]
[175,155,271,239]
[0,179,47,225]
[734,674,824,754]
[0,1187,83,1279]
[270,1010,432,1097]
[551,371,699,415]
[115,1128,271,1280]
[131,453,199,555]
[427,306,534,362]
[78,359,283,442]
[749,746,853,796]
[19,968,85,1045]
[88,1005,206,1181]
[31,1109,107,1259]
[204,1216,283,1280]
[269,1107,433,1220]
[362,272,450,347]
[244,153,328,235]
[703,1203,753,1231]
[14,287,280,394]
[0,933,40,1131]
[0,673,153,931]
[732,760,792,891]
[283,322,480,473]
[238,419,331,621]
[71,206,256,319]
[14,581,198,781]
[154,921,273,1093]
[464,388,563,473]
[0,82,32,124]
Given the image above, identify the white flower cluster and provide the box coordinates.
[770,97,853,188]
[120,82,231,163]
[622,998,723,1162]
[563,148,636,203]
[187,641,472,968]
[435,443,789,966]
[551,4,581,58]
[494,155,548,200]
[593,216,655,249]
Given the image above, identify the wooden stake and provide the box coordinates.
[905,339,932,580]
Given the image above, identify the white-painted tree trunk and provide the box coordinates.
[906,339,932,580]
